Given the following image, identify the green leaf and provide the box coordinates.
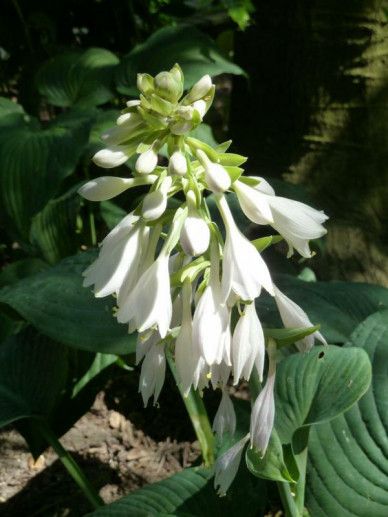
[264,325,320,347]
[71,352,117,397]
[0,327,68,428]
[306,310,388,517]
[116,25,244,96]
[87,462,264,517]
[246,430,298,482]
[252,234,283,252]
[256,274,388,343]
[36,48,119,107]
[0,118,89,239]
[30,188,81,264]
[275,345,372,446]
[189,123,218,147]
[0,252,136,354]
[0,97,29,128]
[0,258,48,288]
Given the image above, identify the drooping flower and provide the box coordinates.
[214,434,250,496]
[217,195,274,301]
[273,285,327,351]
[197,150,231,193]
[212,389,236,439]
[232,302,265,384]
[180,215,210,256]
[116,253,172,338]
[249,347,277,455]
[139,342,166,406]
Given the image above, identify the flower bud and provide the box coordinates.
[186,75,213,103]
[93,147,129,168]
[192,99,207,118]
[168,151,187,176]
[135,147,158,174]
[197,149,231,193]
[169,63,183,84]
[154,71,183,103]
[180,215,210,256]
[142,191,167,221]
[137,73,154,96]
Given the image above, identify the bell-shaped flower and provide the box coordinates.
[250,353,276,455]
[210,360,232,390]
[136,146,158,174]
[214,434,250,496]
[274,285,327,352]
[235,179,328,258]
[136,330,160,365]
[197,150,231,193]
[116,253,172,338]
[232,303,265,384]
[139,342,166,407]
[180,215,210,256]
[168,151,187,176]
[217,195,274,301]
[192,270,231,366]
[83,214,148,300]
[213,389,236,439]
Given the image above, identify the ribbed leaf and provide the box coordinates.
[30,188,81,264]
[0,96,28,128]
[0,118,89,239]
[36,48,119,107]
[116,25,244,95]
[0,252,135,354]
[0,327,68,427]
[306,310,388,517]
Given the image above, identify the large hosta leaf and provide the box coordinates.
[0,118,89,239]
[30,187,81,264]
[0,252,135,354]
[256,274,388,343]
[306,310,388,517]
[0,96,28,127]
[37,48,119,107]
[116,25,244,96]
[0,328,68,427]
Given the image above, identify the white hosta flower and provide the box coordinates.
[217,195,274,301]
[83,215,148,299]
[250,358,276,455]
[136,146,158,174]
[236,178,328,258]
[214,434,250,496]
[192,275,231,366]
[186,75,212,103]
[116,254,172,338]
[78,176,132,202]
[210,360,232,390]
[232,303,265,384]
[197,150,231,193]
[213,390,236,439]
[136,330,160,365]
[139,343,166,407]
[180,215,210,256]
[233,180,274,224]
[142,176,172,221]
[168,151,187,176]
[274,285,327,352]
[93,147,129,168]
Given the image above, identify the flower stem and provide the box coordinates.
[277,481,300,517]
[34,419,104,509]
[294,445,308,514]
[166,351,215,467]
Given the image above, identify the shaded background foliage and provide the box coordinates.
[0,1,387,516]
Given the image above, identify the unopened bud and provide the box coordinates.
[169,63,184,85]
[136,147,158,174]
[154,71,183,103]
[137,74,154,96]
[186,75,212,103]
[168,151,187,176]
[197,150,231,193]
[192,99,207,118]
[142,191,167,221]
[180,215,210,256]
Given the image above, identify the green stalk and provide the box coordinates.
[34,419,103,509]
[294,445,308,514]
[277,481,300,517]
[166,352,215,467]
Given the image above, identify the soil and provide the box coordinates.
[0,373,205,517]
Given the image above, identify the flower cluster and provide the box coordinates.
[78,64,328,495]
